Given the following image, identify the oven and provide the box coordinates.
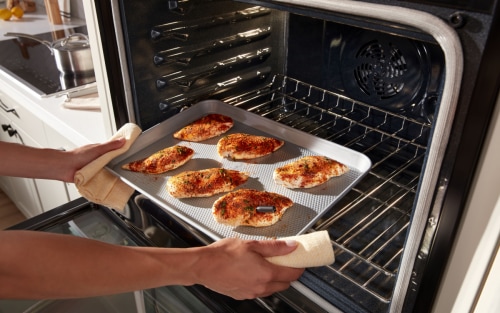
[82,0,500,312]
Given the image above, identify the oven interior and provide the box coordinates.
[113,0,447,312]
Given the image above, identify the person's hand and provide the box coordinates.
[61,138,126,182]
[193,238,305,299]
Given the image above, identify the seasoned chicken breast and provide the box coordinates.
[122,145,194,174]
[273,155,348,188]
[173,114,234,142]
[217,133,284,159]
[167,168,249,198]
[212,189,293,227]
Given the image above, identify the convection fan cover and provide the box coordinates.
[340,32,431,113]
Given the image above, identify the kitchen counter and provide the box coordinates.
[0,69,107,146]
[0,9,107,146]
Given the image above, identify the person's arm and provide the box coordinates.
[0,139,125,183]
[0,230,303,300]
[0,140,304,299]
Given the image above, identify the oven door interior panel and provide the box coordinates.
[97,0,474,312]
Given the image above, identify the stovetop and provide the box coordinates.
[0,26,95,96]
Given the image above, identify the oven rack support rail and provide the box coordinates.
[224,74,431,305]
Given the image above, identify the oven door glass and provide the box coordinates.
[1,197,289,313]
[0,202,224,313]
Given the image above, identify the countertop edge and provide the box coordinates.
[0,70,108,147]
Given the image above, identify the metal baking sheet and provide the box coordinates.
[108,100,372,241]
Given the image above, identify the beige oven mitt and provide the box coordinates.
[266,230,335,268]
[74,123,142,210]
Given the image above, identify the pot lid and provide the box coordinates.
[53,33,90,51]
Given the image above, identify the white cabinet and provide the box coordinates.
[0,84,73,216]
[0,112,14,195]
[43,125,82,202]
[0,97,44,218]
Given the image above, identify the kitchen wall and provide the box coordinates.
[35,0,85,20]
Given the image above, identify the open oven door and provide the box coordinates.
[0,195,327,313]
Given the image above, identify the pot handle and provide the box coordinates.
[3,32,53,52]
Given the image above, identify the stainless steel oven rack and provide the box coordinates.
[224,74,431,307]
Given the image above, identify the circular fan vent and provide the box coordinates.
[340,33,429,112]
[354,41,408,99]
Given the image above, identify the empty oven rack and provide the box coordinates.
[225,74,431,308]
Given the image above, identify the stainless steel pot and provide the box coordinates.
[4,32,95,77]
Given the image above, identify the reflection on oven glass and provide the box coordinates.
[88,222,109,238]
[72,210,135,246]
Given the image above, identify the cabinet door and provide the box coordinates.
[0,120,43,218]
[9,176,40,218]
[0,111,15,197]
[0,84,46,145]
[13,124,72,215]
[41,125,79,207]
[34,178,71,212]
